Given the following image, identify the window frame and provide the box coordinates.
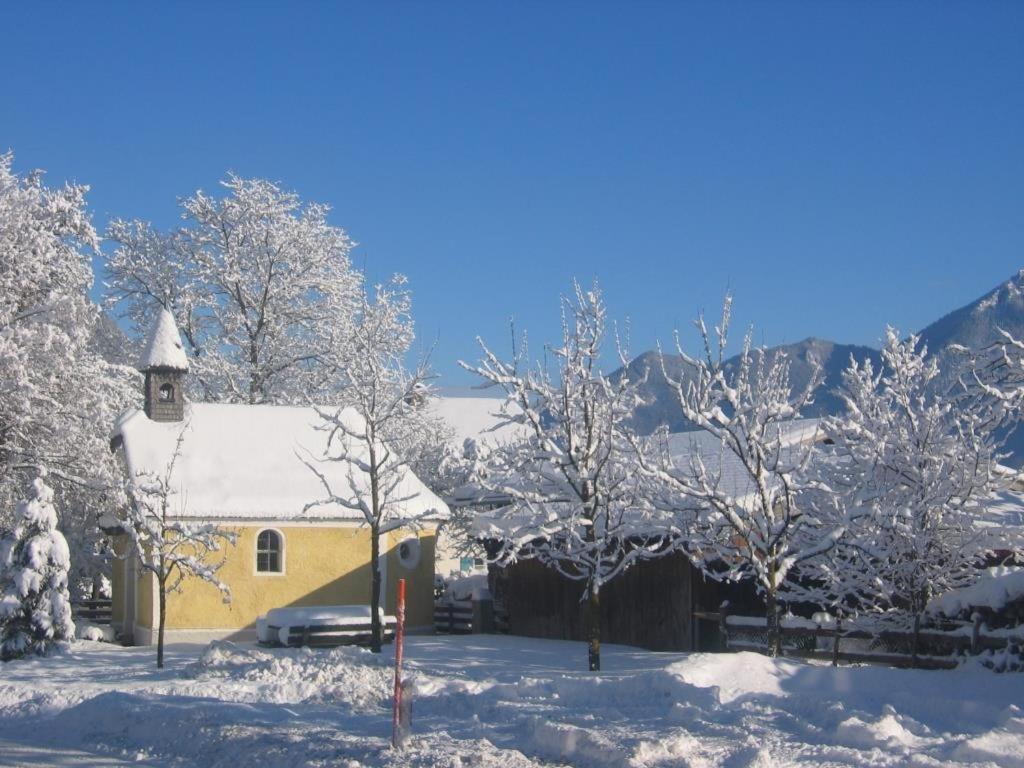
[255,528,285,575]
[158,382,176,402]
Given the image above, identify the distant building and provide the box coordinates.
[428,395,530,575]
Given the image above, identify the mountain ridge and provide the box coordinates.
[612,269,1024,447]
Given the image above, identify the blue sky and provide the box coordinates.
[4,2,1023,385]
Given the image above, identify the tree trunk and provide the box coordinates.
[367,433,384,654]
[765,587,780,658]
[370,525,382,653]
[588,578,601,672]
[157,579,166,669]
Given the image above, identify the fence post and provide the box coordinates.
[971,612,982,656]
[832,609,842,667]
[911,612,921,669]
[473,597,494,634]
[719,600,731,651]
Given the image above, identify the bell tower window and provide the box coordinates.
[158,383,175,402]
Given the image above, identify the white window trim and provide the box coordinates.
[255,528,286,576]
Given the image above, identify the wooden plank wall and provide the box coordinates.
[491,552,702,651]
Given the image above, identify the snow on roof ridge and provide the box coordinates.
[111,400,448,522]
[138,308,189,372]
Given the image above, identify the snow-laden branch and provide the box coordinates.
[796,328,1019,634]
[105,174,362,405]
[634,294,837,654]
[119,425,235,667]
[303,280,444,652]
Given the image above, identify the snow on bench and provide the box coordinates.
[256,605,397,648]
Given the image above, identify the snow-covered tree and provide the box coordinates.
[122,428,234,668]
[105,174,362,405]
[0,152,138,596]
[0,475,75,660]
[461,281,671,671]
[807,328,1013,661]
[962,327,1024,433]
[641,296,839,656]
[431,437,501,563]
[304,279,441,652]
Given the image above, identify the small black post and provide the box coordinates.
[719,600,731,651]
[832,608,842,667]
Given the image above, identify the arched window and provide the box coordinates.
[158,383,175,402]
[256,530,283,573]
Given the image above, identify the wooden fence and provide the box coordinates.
[434,598,474,634]
[699,602,1021,670]
[434,597,509,635]
[73,598,112,626]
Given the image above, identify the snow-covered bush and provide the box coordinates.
[974,643,1024,673]
[0,476,75,660]
[75,621,114,643]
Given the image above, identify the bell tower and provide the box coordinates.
[138,308,189,422]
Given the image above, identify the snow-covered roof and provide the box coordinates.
[929,566,1024,616]
[972,490,1024,553]
[429,396,531,447]
[112,403,448,522]
[976,490,1024,533]
[138,308,189,372]
[665,419,823,506]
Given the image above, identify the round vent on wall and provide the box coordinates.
[397,537,421,569]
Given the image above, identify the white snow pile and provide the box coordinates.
[184,640,393,710]
[439,572,490,601]
[74,621,114,643]
[931,566,1024,617]
[0,635,1023,767]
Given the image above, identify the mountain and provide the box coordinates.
[918,269,1024,355]
[613,269,1024,445]
[614,339,879,435]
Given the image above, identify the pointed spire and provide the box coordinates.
[138,308,189,372]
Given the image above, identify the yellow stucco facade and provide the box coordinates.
[120,522,437,643]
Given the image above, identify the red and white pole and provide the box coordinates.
[391,577,407,748]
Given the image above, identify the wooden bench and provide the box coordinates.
[265,619,397,648]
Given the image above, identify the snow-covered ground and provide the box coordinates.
[0,635,1022,767]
